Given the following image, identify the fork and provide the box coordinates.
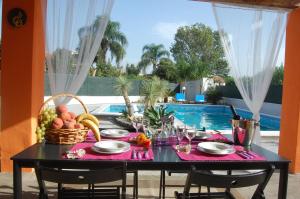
[236,151,254,159]
[131,149,137,159]
[236,151,253,159]
[144,149,150,159]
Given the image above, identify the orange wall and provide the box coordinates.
[0,0,45,171]
[279,8,300,173]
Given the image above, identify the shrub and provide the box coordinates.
[205,87,223,104]
[144,106,174,128]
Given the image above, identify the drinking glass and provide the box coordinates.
[176,127,185,146]
[132,121,139,133]
[141,119,149,133]
[185,125,196,146]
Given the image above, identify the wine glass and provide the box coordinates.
[141,119,149,132]
[176,126,185,146]
[132,121,139,133]
[185,125,196,146]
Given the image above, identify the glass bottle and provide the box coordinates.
[168,125,177,145]
[160,123,168,146]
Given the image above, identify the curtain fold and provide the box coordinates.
[45,0,114,104]
[212,3,287,144]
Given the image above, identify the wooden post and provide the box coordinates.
[0,0,45,172]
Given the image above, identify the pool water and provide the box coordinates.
[104,104,280,131]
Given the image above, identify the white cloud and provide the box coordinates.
[153,21,188,41]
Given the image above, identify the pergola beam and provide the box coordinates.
[193,0,300,9]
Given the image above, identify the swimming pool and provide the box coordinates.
[103,104,280,131]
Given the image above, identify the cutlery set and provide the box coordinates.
[131,149,149,160]
[236,150,256,159]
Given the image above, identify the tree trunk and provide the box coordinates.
[100,40,109,63]
[143,98,149,117]
[92,69,97,77]
[122,90,133,118]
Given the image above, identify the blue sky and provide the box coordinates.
[111,0,217,65]
[0,0,284,66]
[110,0,285,66]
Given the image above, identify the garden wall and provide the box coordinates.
[217,85,282,104]
[44,75,178,96]
[223,97,281,117]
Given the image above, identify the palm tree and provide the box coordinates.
[140,76,169,112]
[114,76,133,118]
[78,20,128,76]
[138,44,170,73]
[98,21,128,65]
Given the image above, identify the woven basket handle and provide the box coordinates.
[39,93,88,115]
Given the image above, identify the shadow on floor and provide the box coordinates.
[0,185,58,199]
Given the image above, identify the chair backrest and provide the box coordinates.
[35,162,127,198]
[183,165,275,197]
[195,94,205,102]
[176,93,185,101]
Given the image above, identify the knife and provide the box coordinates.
[144,150,149,159]
[137,151,142,160]
[131,149,137,159]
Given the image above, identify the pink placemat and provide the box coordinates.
[66,132,153,160]
[174,132,265,161]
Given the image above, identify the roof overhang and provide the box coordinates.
[193,0,300,9]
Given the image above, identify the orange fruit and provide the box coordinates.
[143,139,151,148]
[136,133,147,145]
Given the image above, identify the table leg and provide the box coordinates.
[278,164,289,199]
[13,161,22,199]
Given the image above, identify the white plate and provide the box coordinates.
[197,142,235,155]
[91,145,130,154]
[100,129,129,138]
[194,132,212,140]
[94,140,130,153]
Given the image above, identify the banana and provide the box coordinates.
[76,113,100,127]
[80,119,101,141]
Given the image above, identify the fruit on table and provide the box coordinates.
[136,133,151,148]
[143,139,151,148]
[36,107,57,143]
[80,118,101,141]
[36,103,101,143]
[63,120,76,129]
[52,118,63,129]
[56,104,68,114]
[60,112,71,121]
[76,113,99,126]
[69,112,76,120]
[136,133,147,145]
[74,123,84,129]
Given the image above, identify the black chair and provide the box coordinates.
[93,170,138,199]
[35,162,127,199]
[174,165,275,199]
[159,170,211,199]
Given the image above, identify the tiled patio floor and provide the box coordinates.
[0,171,300,199]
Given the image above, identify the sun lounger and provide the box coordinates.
[175,93,186,102]
[195,94,205,103]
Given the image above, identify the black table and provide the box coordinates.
[11,142,290,199]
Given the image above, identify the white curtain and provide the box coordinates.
[46,0,114,103]
[212,4,287,144]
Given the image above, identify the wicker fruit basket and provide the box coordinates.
[37,93,89,145]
